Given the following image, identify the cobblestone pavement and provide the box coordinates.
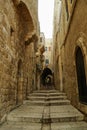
[0,90,87,130]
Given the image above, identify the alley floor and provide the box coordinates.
[0,90,87,130]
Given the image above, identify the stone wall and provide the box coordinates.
[63,0,87,114]
[24,42,37,95]
[0,0,38,122]
[53,0,60,89]
[53,0,76,90]
[53,0,87,115]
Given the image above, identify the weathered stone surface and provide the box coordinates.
[53,0,87,115]
[0,0,39,122]
[1,89,87,130]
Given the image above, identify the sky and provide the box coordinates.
[38,0,54,38]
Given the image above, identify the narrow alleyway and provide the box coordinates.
[0,89,87,130]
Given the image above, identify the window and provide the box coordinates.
[40,37,42,42]
[45,59,49,64]
[45,47,47,51]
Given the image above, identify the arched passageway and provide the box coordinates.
[75,47,87,104]
[41,67,53,87]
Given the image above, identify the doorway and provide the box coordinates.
[75,47,87,104]
[41,67,53,89]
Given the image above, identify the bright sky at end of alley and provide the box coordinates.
[38,0,54,38]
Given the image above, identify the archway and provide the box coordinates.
[16,60,23,105]
[75,47,87,104]
[41,67,53,87]
[15,1,35,42]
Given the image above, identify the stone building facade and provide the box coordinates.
[53,0,87,116]
[0,0,39,122]
[36,32,45,90]
[44,39,53,69]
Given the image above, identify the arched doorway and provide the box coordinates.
[41,67,53,89]
[16,60,23,105]
[75,47,87,104]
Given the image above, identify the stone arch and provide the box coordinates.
[74,33,87,104]
[13,0,35,41]
[41,67,53,86]
[75,46,87,104]
[74,32,87,81]
[16,59,23,104]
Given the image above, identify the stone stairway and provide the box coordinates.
[0,90,87,130]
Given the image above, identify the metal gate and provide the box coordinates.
[76,47,87,104]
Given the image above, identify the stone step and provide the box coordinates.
[7,105,44,123]
[51,122,87,130]
[50,105,84,123]
[33,90,59,93]
[23,99,70,106]
[29,92,66,97]
[1,89,86,130]
[0,123,41,130]
[50,114,84,123]
[7,114,42,123]
[42,115,84,124]
[1,122,87,130]
[7,104,83,124]
[27,95,67,101]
